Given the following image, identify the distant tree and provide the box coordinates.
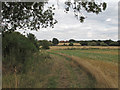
[100,42,108,46]
[104,39,113,46]
[80,41,88,46]
[117,40,120,46]
[88,41,97,46]
[109,42,119,46]
[69,39,76,43]
[52,38,59,46]
[41,40,50,49]
[69,42,74,46]
[96,40,102,46]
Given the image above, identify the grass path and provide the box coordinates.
[46,54,95,88]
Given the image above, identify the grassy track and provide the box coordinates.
[49,49,118,88]
[49,54,96,88]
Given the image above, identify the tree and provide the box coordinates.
[52,38,59,46]
[2,31,38,72]
[80,41,88,46]
[88,41,97,46]
[69,39,76,43]
[41,40,50,49]
[2,2,57,31]
[109,42,119,46]
[2,1,107,31]
[27,33,39,50]
[100,42,108,46]
[69,42,74,46]
[64,0,107,22]
[104,39,113,46]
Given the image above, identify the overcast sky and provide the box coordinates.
[18,0,119,41]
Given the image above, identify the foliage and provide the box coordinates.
[69,42,74,46]
[2,31,38,73]
[69,39,76,43]
[80,41,88,46]
[88,41,97,46]
[27,33,39,50]
[64,1,107,22]
[100,42,108,46]
[52,38,59,46]
[41,40,50,49]
[109,42,119,46]
[2,1,107,31]
[78,40,119,46]
[2,2,57,31]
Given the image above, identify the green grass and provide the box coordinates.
[51,49,118,63]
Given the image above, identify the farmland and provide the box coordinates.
[3,45,119,88]
[2,46,119,88]
[48,46,119,88]
[2,1,119,89]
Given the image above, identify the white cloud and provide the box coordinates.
[106,18,111,22]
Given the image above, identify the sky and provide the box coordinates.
[18,0,119,41]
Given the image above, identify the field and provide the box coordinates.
[49,46,119,88]
[3,46,119,88]
[50,46,119,50]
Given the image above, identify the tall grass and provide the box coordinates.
[2,51,53,88]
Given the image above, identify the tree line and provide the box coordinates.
[39,38,119,47]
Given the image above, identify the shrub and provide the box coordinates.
[2,31,38,73]
[100,42,108,46]
[69,42,74,46]
[109,42,119,46]
[41,40,50,49]
[88,41,97,46]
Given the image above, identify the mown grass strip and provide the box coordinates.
[48,51,96,88]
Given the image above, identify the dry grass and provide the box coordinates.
[50,46,119,50]
[51,52,118,88]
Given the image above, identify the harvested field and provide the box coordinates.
[50,46,119,50]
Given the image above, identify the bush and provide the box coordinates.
[41,40,50,49]
[69,42,74,46]
[80,41,88,46]
[27,33,39,50]
[2,31,38,74]
[88,41,97,46]
[109,42,119,46]
[100,42,108,46]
